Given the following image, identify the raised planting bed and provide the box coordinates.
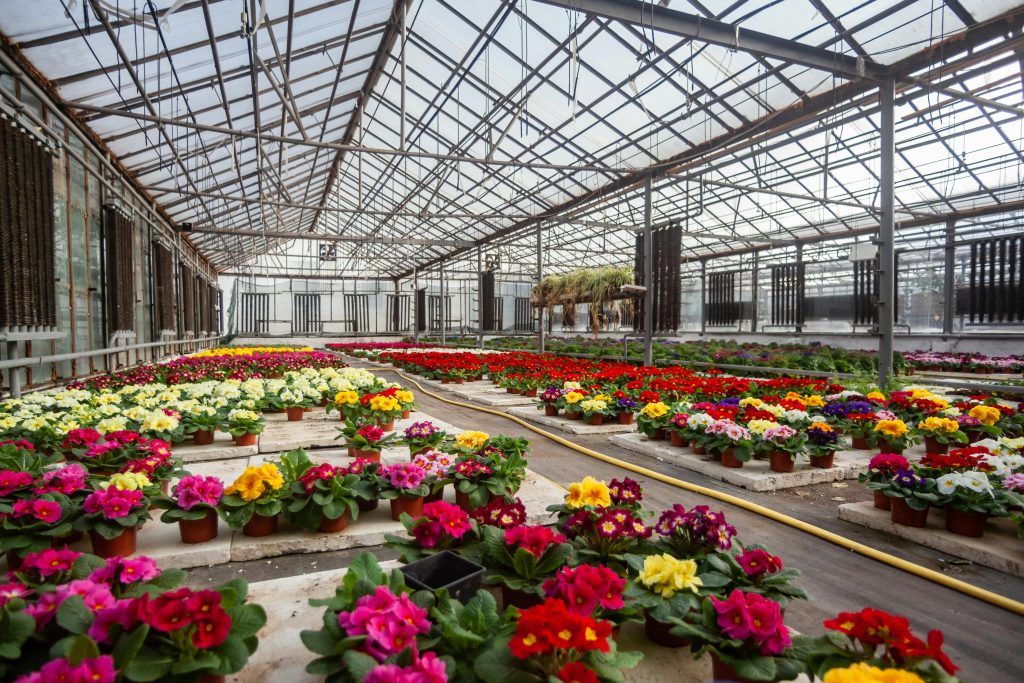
[258,409,462,453]
[507,405,638,435]
[609,433,870,492]
[837,501,1024,577]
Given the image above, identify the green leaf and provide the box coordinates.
[228,604,266,640]
[342,650,380,681]
[112,624,150,670]
[473,638,542,683]
[124,647,175,682]
[301,628,340,657]
[56,595,94,635]
[211,635,252,674]
[730,653,778,681]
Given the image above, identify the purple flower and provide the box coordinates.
[893,469,924,488]
[404,421,437,440]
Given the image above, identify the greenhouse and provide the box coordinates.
[0,1,1023,682]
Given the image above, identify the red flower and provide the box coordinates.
[192,607,231,648]
[557,662,599,683]
[146,589,194,632]
[736,548,783,577]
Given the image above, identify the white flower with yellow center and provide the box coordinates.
[96,417,128,434]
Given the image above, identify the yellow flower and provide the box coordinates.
[563,391,584,405]
[565,476,612,509]
[455,431,489,450]
[226,463,283,502]
[256,463,284,490]
[141,411,177,433]
[874,419,908,438]
[369,395,399,413]
[396,390,415,404]
[809,421,833,432]
[968,405,1001,426]
[822,663,924,683]
[580,399,607,413]
[802,394,826,408]
[334,390,360,406]
[866,391,886,402]
[640,402,669,418]
[637,554,703,598]
[739,397,764,408]
[746,419,776,436]
[918,417,960,434]
[100,472,151,491]
[593,394,611,402]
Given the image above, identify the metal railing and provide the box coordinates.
[1,335,225,397]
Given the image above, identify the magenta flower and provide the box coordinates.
[56,580,116,612]
[89,555,161,585]
[0,469,33,496]
[365,651,447,683]
[34,463,88,495]
[88,597,144,643]
[20,547,81,577]
[337,586,430,661]
[11,498,62,524]
[383,463,426,490]
[173,475,224,510]
[0,582,31,607]
[736,548,783,578]
[83,488,144,519]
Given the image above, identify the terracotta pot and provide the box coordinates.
[197,674,226,683]
[923,436,948,454]
[160,480,170,496]
[768,450,795,473]
[353,448,382,463]
[564,411,581,420]
[426,486,445,503]
[587,414,604,426]
[711,654,762,683]
[617,412,634,425]
[89,527,137,558]
[720,448,743,469]
[318,510,352,533]
[650,428,666,441]
[234,433,257,447]
[873,491,891,511]
[52,530,84,547]
[243,513,279,538]
[890,497,928,528]
[179,509,219,544]
[944,506,986,537]
[442,379,451,385]
[409,446,431,459]
[402,409,412,419]
[669,431,687,447]
[390,495,425,521]
[810,452,835,469]
[357,498,379,513]
[455,378,465,385]
[4,550,23,571]
[455,490,497,513]
[851,436,870,450]
[522,388,537,398]
[286,406,305,422]
[505,387,514,394]
[378,418,395,432]
[193,429,215,446]
[319,397,330,407]
[643,612,690,648]
[501,585,543,611]
[692,443,706,455]
[544,405,559,417]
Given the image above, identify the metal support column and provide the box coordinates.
[412,267,419,343]
[750,253,759,333]
[6,341,21,398]
[942,219,956,335]
[477,248,484,349]
[877,78,896,388]
[699,259,707,334]
[642,176,654,366]
[795,243,804,333]
[439,260,446,346]
[399,1,407,151]
[537,224,545,354]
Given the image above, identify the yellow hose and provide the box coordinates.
[387,369,1024,617]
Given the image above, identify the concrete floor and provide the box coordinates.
[187,359,1024,682]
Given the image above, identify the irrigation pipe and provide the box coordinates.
[382,368,1024,618]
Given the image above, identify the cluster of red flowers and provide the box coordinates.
[470,496,526,528]
[142,587,232,649]
[918,447,992,472]
[509,597,613,660]
[299,463,340,493]
[504,525,566,558]
[823,607,957,675]
[541,565,625,616]
[409,501,472,548]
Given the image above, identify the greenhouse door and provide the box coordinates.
[292,294,323,334]
[239,293,270,335]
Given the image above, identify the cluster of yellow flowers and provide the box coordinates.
[565,476,611,509]
[140,411,178,433]
[822,663,924,683]
[640,402,669,419]
[225,463,285,502]
[917,416,961,434]
[808,421,833,433]
[637,554,703,598]
[968,404,1001,426]
[334,390,360,405]
[563,391,585,405]
[579,399,608,413]
[866,391,887,402]
[193,346,313,358]
[99,472,152,491]
[396,390,415,405]
[455,431,489,450]
[369,395,400,413]
[874,419,909,438]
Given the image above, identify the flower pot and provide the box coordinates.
[501,585,543,611]
[402,409,412,419]
[409,446,431,459]
[193,429,215,446]
[873,491,891,511]
[505,387,514,394]
[197,674,225,683]
[318,510,352,533]
[691,442,706,455]
[319,397,330,408]
[286,406,305,422]
[588,414,604,426]
[455,378,465,385]
[352,449,381,463]
[851,436,870,450]
[357,498,379,513]
[400,550,485,604]
[426,486,445,503]
[564,410,581,420]
[720,448,743,469]
[390,495,425,521]
[944,506,986,537]
[52,530,84,547]
[234,433,257,447]
[923,436,948,454]
[890,497,928,528]
[378,418,395,432]
[179,509,219,544]
[669,431,687,447]
[544,405,559,417]
[243,513,279,538]
[89,527,137,558]
[650,428,666,441]
[522,388,537,398]
[643,611,690,648]
[711,654,762,683]
[809,452,835,469]
[617,412,634,425]
[442,379,451,385]
[455,490,497,513]
[769,450,795,473]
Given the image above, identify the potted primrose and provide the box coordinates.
[221,461,289,537]
[284,449,369,533]
[74,484,151,558]
[156,474,225,544]
[225,409,266,447]
[182,405,224,446]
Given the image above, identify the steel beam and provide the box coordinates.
[477,247,484,349]
[642,176,653,366]
[537,224,545,354]
[413,266,420,343]
[189,226,474,248]
[440,258,447,346]
[943,219,956,335]
[535,0,887,80]
[877,78,896,388]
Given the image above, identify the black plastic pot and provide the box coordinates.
[400,550,485,604]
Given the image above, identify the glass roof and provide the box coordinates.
[1,0,1021,278]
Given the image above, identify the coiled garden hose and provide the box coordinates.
[386,369,1024,618]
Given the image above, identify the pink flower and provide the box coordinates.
[711,590,753,640]
[57,580,116,612]
[11,498,62,523]
[384,463,426,490]
[364,651,448,683]
[83,487,144,519]
[88,597,144,642]
[0,582,31,607]
[20,547,81,577]
[358,424,385,442]
[542,564,624,616]
[174,475,224,509]
[337,586,430,661]
[736,548,783,577]
[89,555,160,585]
[34,463,88,495]
[505,525,566,558]
[25,591,61,627]
[711,590,790,656]
[0,469,33,496]
[411,501,471,548]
